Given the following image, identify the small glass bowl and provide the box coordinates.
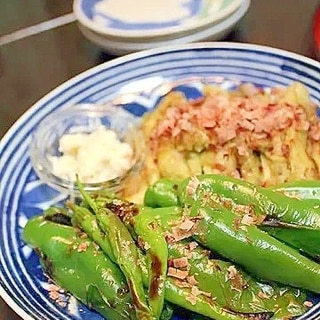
[30,103,144,196]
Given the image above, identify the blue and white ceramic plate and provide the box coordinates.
[78,0,250,56]
[73,0,242,38]
[1,42,320,320]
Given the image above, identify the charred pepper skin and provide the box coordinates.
[25,199,308,320]
[178,174,320,228]
[133,213,168,320]
[96,208,268,320]
[164,278,273,320]
[23,215,137,320]
[97,210,153,320]
[112,204,279,320]
[43,206,73,225]
[24,179,315,320]
[188,203,320,294]
[70,203,175,320]
[168,241,306,319]
[76,180,153,320]
[29,209,269,320]
[131,206,306,319]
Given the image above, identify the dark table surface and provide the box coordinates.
[0,0,319,319]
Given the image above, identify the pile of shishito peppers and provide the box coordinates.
[23,174,320,320]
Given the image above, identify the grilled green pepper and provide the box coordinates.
[71,199,166,319]
[164,277,273,320]
[123,205,307,319]
[168,241,306,319]
[176,176,320,261]
[25,180,315,320]
[23,215,137,320]
[265,181,320,260]
[32,207,273,320]
[99,202,281,319]
[269,180,320,200]
[178,174,320,228]
[144,177,320,216]
[144,178,180,207]
[260,221,320,261]
[68,204,116,261]
[144,175,320,228]
[188,201,320,294]
[76,180,153,319]
[133,214,168,320]
[97,210,152,319]
[178,176,320,262]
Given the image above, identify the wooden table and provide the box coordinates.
[0,0,319,319]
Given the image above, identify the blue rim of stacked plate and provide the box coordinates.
[74,0,243,38]
[76,0,251,55]
[73,0,250,54]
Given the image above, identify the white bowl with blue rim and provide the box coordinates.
[0,42,320,320]
[77,0,250,55]
[73,0,243,39]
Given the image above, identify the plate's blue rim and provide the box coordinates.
[0,286,33,320]
[1,42,320,320]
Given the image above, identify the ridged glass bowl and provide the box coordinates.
[29,103,144,196]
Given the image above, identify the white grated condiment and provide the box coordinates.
[49,126,134,183]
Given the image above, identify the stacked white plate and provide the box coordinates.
[73,0,251,55]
